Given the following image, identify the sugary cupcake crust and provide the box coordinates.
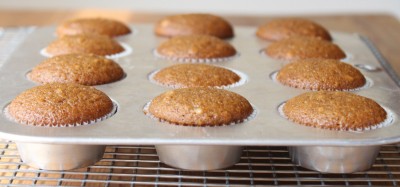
[256,18,332,41]
[29,53,124,86]
[283,91,387,131]
[277,58,366,90]
[156,35,236,59]
[265,36,346,61]
[155,13,234,39]
[148,87,253,126]
[46,34,124,56]
[7,83,113,127]
[56,18,131,37]
[153,64,240,88]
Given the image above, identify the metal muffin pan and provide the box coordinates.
[0,24,399,172]
[288,145,380,173]
[16,142,106,170]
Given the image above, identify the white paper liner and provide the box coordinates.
[259,49,268,58]
[341,51,354,62]
[278,102,395,132]
[354,64,381,72]
[147,67,248,89]
[3,101,118,127]
[40,42,132,59]
[143,101,257,127]
[270,70,373,91]
[105,43,132,59]
[153,49,239,63]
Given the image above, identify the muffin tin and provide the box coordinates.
[0,24,400,172]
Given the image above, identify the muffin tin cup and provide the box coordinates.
[5,101,117,170]
[288,145,380,173]
[16,142,106,170]
[155,144,243,170]
[145,102,255,170]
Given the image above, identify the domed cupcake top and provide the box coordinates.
[56,18,131,37]
[283,91,387,131]
[257,18,332,41]
[265,36,346,61]
[6,83,114,127]
[46,34,124,56]
[148,87,253,126]
[29,53,124,86]
[277,58,366,91]
[155,13,234,39]
[152,64,241,88]
[156,35,236,60]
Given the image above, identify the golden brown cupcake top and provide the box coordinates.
[152,64,240,88]
[256,18,332,41]
[148,87,253,126]
[156,35,236,60]
[283,91,387,131]
[265,36,346,61]
[46,34,124,56]
[277,58,366,91]
[56,18,131,37]
[7,83,114,127]
[155,13,234,39]
[29,53,124,86]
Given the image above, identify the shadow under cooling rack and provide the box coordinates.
[1,140,400,186]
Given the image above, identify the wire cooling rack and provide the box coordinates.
[1,28,400,186]
[1,140,400,186]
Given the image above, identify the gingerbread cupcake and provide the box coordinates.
[265,36,346,61]
[29,53,124,86]
[156,35,236,62]
[283,91,387,131]
[276,58,366,90]
[256,18,332,41]
[155,13,234,39]
[147,87,253,126]
[56,18,131,37]
[45,34,124,56]
[151,64,241,88]
[6,83,114,127]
